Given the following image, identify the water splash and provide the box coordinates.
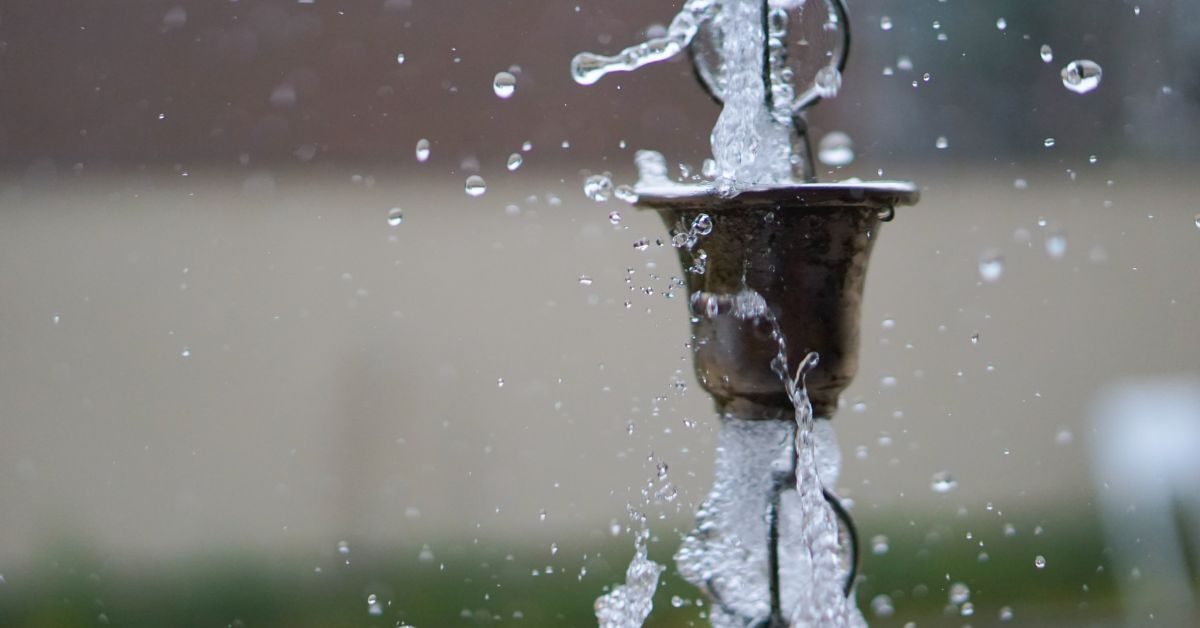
[595,530,666,628]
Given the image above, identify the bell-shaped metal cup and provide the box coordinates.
[637,182,919,420]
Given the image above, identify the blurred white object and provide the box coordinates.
[1090,378,1200,626]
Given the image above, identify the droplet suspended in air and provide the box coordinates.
[871,534,890,555]
[608,210,622,225]
[1039,45,1054,63]
[464,175,487,197]
[813,66,842,99]
[817,131,855,166]
[614,185,638,204]
[979,251,1004,282]
[995,17,1007,31]
[415,139,431,162]
[935,136,949,150]
[507,153,523,171]
[1045,231,1067,259]
[1061,60,1102,94]
[880,16,893,31]
[583,174,614,202]
[396,53,406,65]
[999,606,1015,621]
[949,582,971,605]
[931,471,959,493]
[1043,137,1056,148]
[870,594,894,618]
[387,207,404,227]
[1034,555,1047,569]
[493,71,517,99]
[578,275,593,286]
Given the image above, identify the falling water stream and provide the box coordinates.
[575,2,862,626]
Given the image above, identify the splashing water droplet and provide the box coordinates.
[614,185,638,204]
[464,175,487,197]
[1061,60,1102,94]
[949,582,971,605]
[818,131,855,166]
[493,72,516,98]
[415,139,430,162]
[979,252,1004,283]
[931,471,959,493]
[814,66,842,99]
[1040,45,1054,63]
[387,207,404,227]
[507,153,523,171]
[583,174,614,202]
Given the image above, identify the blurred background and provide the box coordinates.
[1,0,1199,626]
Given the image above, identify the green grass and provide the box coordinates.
[0,511,1130,627]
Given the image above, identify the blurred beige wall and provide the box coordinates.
[1,161,1197,563]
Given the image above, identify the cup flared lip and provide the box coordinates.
[634,179,920,211]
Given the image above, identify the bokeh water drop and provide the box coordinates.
[1040,45,1053,63]
[979,252,1005,282]
[818,131,855,166]
[507,153,523,171]
[415,139,430,162]
[387,207,404,227]
[931,471,959,493]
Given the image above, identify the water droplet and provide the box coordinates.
[995,17,1007,30]
[897,56,914,71]
[1040,45,1053,63]
[814,66,842,99]
[493,71,516,99]
[539,509,548,521]
[396,53,406,64]
[818,131,855,166]
[51,313,61,325]
[614,185,638,204]
[970,332,980,345]
[872,535,890,555]
[578,275,593,286]
[497,378,505,388]
[931,471,958,493]
[464,175,487,197]
[1004,523,1017,537]
[387,207,404,227]
[583,174,614,202]
[180,347,191,358]
[949,582,971,605]
[550,542,559,555]
[507,153,523,171]
[1061,60,1102,94]
[1034,555,1047,569]
[608,210,622,225]
[337,540,350,555]
[633,238,650,251]
[935,136,949,150]
[1194,213,1200,229]
[882,317,896,330]
[999,606,1014,621]
[979,252,1005,283]
[871,594,895,617]
[367,594,378,604]
[418,545,435,563]
[1055,429,1074,446]
[880,16,893,31]
[1045,232,1067,259]
[415,139,431,162]
[1043,137,1056,148]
